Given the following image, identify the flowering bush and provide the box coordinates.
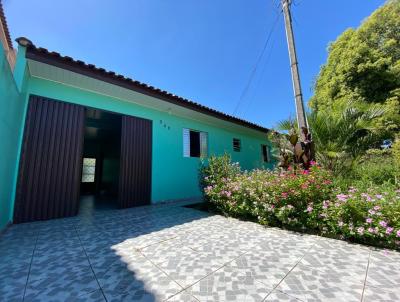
[200,155,400,249]
[322,185,400,248]
[201,155,333,228]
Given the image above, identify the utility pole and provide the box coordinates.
[281,0,308,131]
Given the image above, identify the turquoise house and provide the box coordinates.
[0,10,273,228]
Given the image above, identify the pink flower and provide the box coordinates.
[322,200,330,209]
[310,160,317,166]
[366,218,373,224]
[379,221,387,228]
[281,192,288,198]
[349,187,357,193]
[386,227,394,235]
[368,227,375,233]
[396,230,400,238]
[368,209,376,215]
[306,206,313,213]
[375,194,383,199]
[374,205,381,211]
[336,194,348,202]
[357,227,365,235]
[302,170,310,175]
[204,186,213,192]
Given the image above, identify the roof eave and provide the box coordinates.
[22,42,270,134]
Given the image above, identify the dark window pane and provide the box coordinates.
[261,145,269,162]
[233,138,241,152]
[190,130,200,157]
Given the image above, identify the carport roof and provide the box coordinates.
[16,37,270,134]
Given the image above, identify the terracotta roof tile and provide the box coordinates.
[0,1,13,50]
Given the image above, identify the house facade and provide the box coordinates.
[0,10,274,228]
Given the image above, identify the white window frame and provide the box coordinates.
[183,128,208,158]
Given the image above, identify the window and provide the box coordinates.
[81,158,96,182]
[233,138,241,152]
[261,145,270,163]
[183,128,207,158]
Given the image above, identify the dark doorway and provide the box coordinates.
[80,109,121,210]
[15,95,153,223]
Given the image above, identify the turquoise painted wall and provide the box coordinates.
[25,76,273,203]
[0,46,26,229]
[1,48,274,227]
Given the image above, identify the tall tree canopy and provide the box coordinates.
[309,0,400,135]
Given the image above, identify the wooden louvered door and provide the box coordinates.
[118,115,152,208]
[14,95,85,223]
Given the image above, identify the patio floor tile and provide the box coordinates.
[362,285,400,301]
[1,202,399,301]
[140,238,196,265]
[226,250,298,288]
[158,252,223,288]
[185,265,271,302]
[275,263,364,301]
[264,290,301,301]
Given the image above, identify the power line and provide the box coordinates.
[232,10,281,116]
[241,31,278,117]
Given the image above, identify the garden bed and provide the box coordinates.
[200,154,400,250]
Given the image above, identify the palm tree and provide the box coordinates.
[277,102,385,175]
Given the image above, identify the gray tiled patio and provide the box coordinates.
[1,202,399,302]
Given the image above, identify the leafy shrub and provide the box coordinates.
[201,157,333,228]
[322,184,400,248]
[200,155,400,249]
[199,153,241,207]
[352,149,397,185]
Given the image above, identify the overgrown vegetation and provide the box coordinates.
[200,154,400,249]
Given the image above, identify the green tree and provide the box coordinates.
[309,0,400,137]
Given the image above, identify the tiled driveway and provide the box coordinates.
[1,202,400,302]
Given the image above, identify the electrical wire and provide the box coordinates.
[232,9,281,116]
[241,31,278,117]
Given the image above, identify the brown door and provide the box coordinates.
[119,115,152,208]
[14,96,85,223]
